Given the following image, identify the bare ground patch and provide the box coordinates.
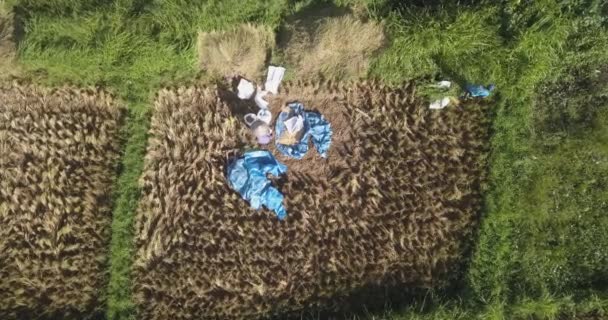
[133,82,490,319]
[0,84,122,318]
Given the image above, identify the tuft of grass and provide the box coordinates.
[371,6,503,85]
[144,0,288,48]
[283,14,385,80]
[197,23,275,80]
[510,294,571,320]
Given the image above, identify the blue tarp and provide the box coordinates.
[226,150,288,219]
[275,102,332,160]
[466,84,495,98]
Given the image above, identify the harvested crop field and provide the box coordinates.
[133,82,490,319]
[0,84,122,318]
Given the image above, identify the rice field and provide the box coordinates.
[132,81,490,319]
[0,84,122,319]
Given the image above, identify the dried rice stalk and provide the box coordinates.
[133,82,490,320]
[0,83,123,318]
[0,2,19,77]
[284,15,386,80]
[197,23,275,80]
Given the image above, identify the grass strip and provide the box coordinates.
[107,106,150,320]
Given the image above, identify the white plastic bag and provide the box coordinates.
[284,115,304,134]
[265,66,285,94]
[254,87,269,109]
[256,108,272,125]
[429,97,451,109]
[237,78,255,99]
[437,80,452,89]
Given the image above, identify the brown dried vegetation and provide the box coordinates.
[0,84,123,318]
[197,24,275,80]
[133,81,490,319]
[282,15,386,80]
[0,3,19,77]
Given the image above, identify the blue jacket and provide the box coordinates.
[227,150,288,219]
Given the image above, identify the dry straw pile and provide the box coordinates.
[197,24,275,80]
[0,84,122,318]
[133,82,489,319]
[0,2,19,77]
[282,15,385,80]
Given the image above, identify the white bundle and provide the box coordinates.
[429,97,451,110]
[265,66,285,94]
[237,78,255,99]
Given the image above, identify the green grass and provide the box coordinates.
[5,0,608,319]
[107,108,149,320]
[369,0,608,318]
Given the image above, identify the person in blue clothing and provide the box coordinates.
[226,150,288,220]
[464,84,495,98]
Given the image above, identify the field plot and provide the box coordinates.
[133,82,490,319]
[0,84,122,318]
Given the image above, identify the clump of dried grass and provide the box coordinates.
[284,15,385,80]
[132,82,489,320]
[0,83,122,318]
[0,3,19,77]
[197,24,275,80]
